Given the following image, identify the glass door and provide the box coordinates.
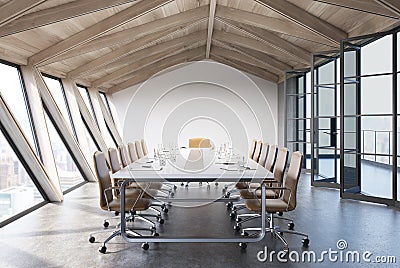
[311,51,340,188]
[285,69,311,170]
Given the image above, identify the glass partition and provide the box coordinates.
[285,69,311,169]
[312,51,340,187]
[340,29,398,206]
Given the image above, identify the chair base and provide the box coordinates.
[240,213,309,251]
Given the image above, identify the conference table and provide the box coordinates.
[112,148,273,245]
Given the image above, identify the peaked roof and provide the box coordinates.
[0,0,398,93]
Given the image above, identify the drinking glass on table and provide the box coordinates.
[159,153,166,166]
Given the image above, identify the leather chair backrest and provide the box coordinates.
[265,145,278,172]
[258,142,269,167]
[118,144,130,167]
[128,142,138,162]
[141,139,148,156]
[252,141,263,162]
[93,151,113,209]
[273,147,289,185]
[135,140,145,159]
[248,139,257,159]
[189,138,211,148]
[108,147,121,173]
[282,151,303,211]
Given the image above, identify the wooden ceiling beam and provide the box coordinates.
[0,0,140,37]
[92,42,204,88]
[42,5,209,65]
[205,0,217,58]
[210,46,282,76]
[254,0,347,44]
[314,0,399,18]
[28,0,173,66]
[226,44,295,71]
[218,18,311,64]
[0,0,46,27]
[107,47,205,93]
[375,0,400,16]
[213,30,308,64]
[210,54,279,83]
[216,5,337,47]
[68,30,207,78]
[212,40,291,72]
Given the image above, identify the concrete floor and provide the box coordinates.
[0,174,400,267]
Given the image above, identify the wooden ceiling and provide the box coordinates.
[0,0,399,93]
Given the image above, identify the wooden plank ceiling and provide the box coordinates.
[0,0,399,93]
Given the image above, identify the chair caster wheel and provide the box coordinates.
[224,192,230,198]
[174,185,177,190]
[185,185,189,188]
[230,212,236,219]
[302,238,310,247]
[234,224,241,232]
[181,182,184,186]
[153,232,160,237]
[142,243,149,250]
[99,246,107,254]
[278,212,283,216]
[103,221,109,228]
[162,208,168,213]
[226,202,232,209]
[241,231,249,237]
[114,211,119,216]
[158,218,165,224]
[239,243,247,249]
[236,217,242,223]
[288,222,294,230]
[89,236,95,243]
[215,182,218,186]
[170,192,174,197]
[151,226,156,230]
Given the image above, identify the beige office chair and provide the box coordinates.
[239,147,288,199]
[228,144,281,217]
[265,145,278,172]
[239,152,309,251]
[128,142,139,162]
[233,140,262,191]
[141,139,148,156]
[234,147,289,225]
[248,139,257,159]
[258,142,269,167]
[118,144,131,168]
[252,140,263,162]
[183,138,213,188]
[135,140,145,159]
[108,147,168,214]
[188,137,211,148]
[88,151,159,253]
[131,141,174,197]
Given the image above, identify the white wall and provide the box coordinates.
[112,60,278,155]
